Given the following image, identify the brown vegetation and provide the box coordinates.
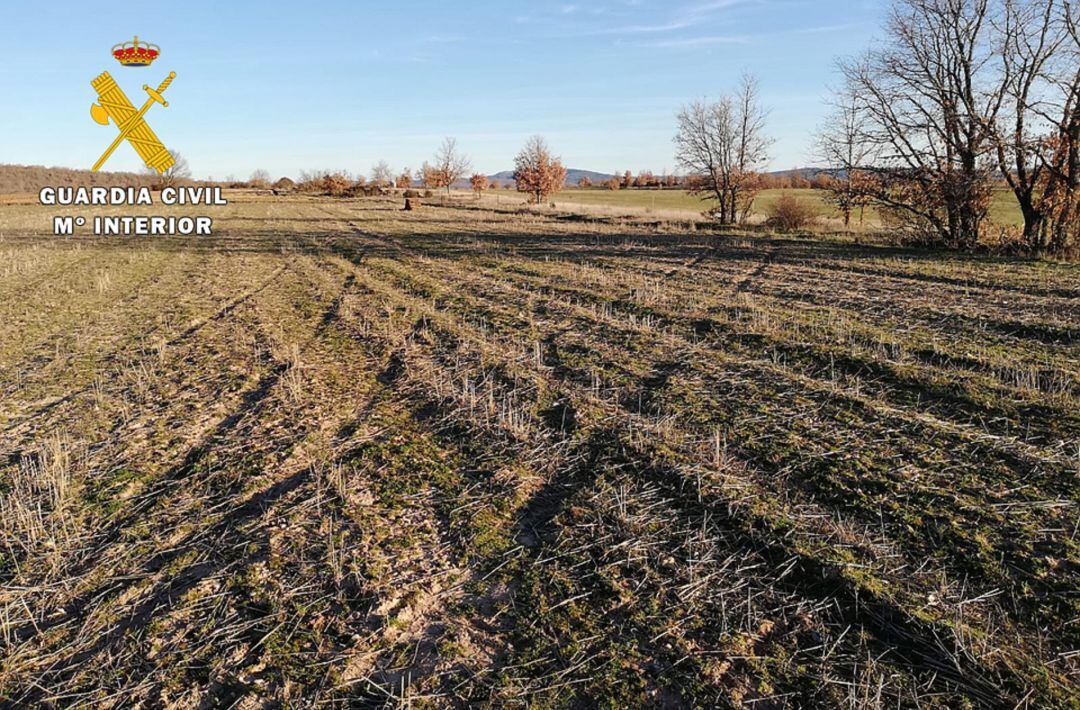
[0,192,1075,706]
[513,136,567,205]
[469,173,488,199]
[0,165,157,195]
[297,170,353,196]
[766,193,817,231]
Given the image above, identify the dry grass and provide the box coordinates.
[0,192,1075,707]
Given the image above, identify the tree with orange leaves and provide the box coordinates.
[513,136,568,205]
[470,174,488,199]
[420,162,444,191]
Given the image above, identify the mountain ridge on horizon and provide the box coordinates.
[485,166,833,187]
[0,163,835,192]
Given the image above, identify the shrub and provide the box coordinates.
[296,171,321,193]
[403,189,420,199]
[322,173,352,197]
[766,194,817,232]
[298,170,350,194]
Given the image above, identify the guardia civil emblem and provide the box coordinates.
[89,36,177,174]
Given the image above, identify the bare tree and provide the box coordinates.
[675,74,772,224]
[371,161,394,188]
[1048,0,1080,254]
[827,0,1078,254]
[152,150,191,188]
[432,137,471,196]
[838,0,1000,248]
[815,94,875,228]
[988,0,1079,253]
[249,169,271,189]
[513,136,568,205]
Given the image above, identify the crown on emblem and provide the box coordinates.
[112,36,160,67]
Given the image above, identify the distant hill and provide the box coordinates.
[0,163,218,195]
[0,164,157,194]
[484,168,836,188]
[768,167,836,179]
[488,169,614,187]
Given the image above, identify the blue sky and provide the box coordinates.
[0,1,885,180]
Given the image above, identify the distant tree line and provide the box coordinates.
[222,0,1078,257]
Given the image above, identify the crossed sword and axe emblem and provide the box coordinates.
[90,71,176,174]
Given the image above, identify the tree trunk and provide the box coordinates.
[1019,199,1043,252]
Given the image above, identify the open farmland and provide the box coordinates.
[0,192,1077,707]
[539,188,1026,227]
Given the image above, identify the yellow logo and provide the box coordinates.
[90,37,176,174]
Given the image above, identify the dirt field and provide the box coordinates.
[0,192,1077,707]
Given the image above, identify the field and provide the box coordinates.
[0,192,1077,707]
[542,187,1025,227]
